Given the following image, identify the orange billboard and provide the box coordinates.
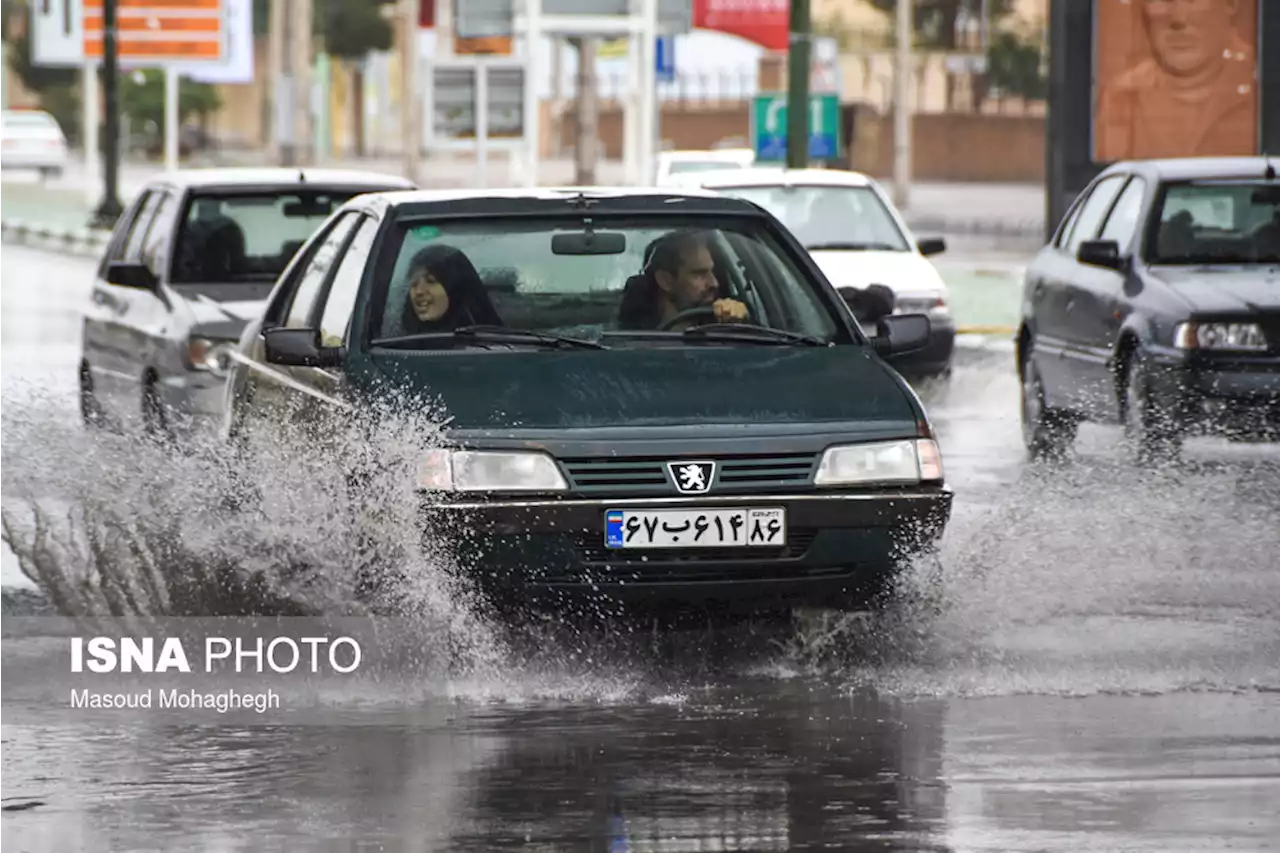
[83,0,225,63]
[1093,0,1259,163]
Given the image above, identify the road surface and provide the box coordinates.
[2,244,1279,852]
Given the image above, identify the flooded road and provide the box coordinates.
[4,245,1280,852]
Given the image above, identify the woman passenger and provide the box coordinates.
[400,244,503,334]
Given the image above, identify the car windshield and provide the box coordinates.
[717,184,911,252]
[1148,180,1280,265]
[368,215,841,348]
[169,189,365,284]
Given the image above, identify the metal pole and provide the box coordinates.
[476,59,490,187]
[638,0,658,184]
[400,0,420,183]
[893,0,912,208]
[279,0,296,166]
[574,37,598,184]
[164,66,180,171]
[83,63,100,206]
[91,0,123,227]
[523,0,543,187]
[785,0,810,169]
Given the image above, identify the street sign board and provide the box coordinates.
[83,0,226,64]
[431,63,525,145]
[456,0,693,39]
[656,36,674,83]
[751,93,843,162]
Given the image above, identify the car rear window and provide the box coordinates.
[368,214,840,346]
[169,189,367,284]
[1148,180,1280,264]
[716,184,911,252]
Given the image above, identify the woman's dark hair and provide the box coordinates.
[400,243,503,333]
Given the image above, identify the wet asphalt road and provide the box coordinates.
[3,245,1280,852]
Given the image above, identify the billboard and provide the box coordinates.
[1093,0,1259,162]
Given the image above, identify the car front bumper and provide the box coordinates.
[1148,348,1280,438]
[886,318,956,379]
[424,488,953,614]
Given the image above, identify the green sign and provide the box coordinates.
[751,93,842,162]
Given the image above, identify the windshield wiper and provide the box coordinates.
[804,241,902,252]
[371,325,609,350]
[680,323,829,347]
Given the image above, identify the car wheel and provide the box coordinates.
[79,364,107,429]
[1121,349,1182,465]
[1021,353,1077,461]
[141,381,173,444]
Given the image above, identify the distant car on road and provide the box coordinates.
[1018,156,1280,462]
[1,109,69,180]
[655,148,755,185]
[79,167,415,440]
[222,185,949,621]
[686,167,956,380]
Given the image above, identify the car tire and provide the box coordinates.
[1121,349,1182,466]
[79,364,107,429]
[1020,352,1077,462]
[141,381,173,445]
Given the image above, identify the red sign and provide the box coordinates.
[693,0,789,51]
[419,0,434,29]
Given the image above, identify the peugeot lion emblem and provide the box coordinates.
[667,460,716,495]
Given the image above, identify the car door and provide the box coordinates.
[1034,174,1129,409]
[130,189,185,413]
[85,188,163,423]
[1065,175,1148,420]
[229,211,361,443]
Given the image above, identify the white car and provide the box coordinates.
[689,166,955,379]
[1,109,69,179]
[655,148,756,186]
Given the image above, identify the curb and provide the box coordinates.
[1,218,110,258]
[905,214,1045,241]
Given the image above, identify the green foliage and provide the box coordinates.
[317,0,394,58]
[867,0,1014,50]
[119,69,223,129]
[985,30,1046,100]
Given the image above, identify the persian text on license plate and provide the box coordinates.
[604,507,786,549]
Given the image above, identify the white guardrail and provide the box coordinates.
[1,218,111,259]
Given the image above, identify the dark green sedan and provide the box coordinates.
[222,187,952,618]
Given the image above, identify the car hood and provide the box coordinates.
[807,249,947,295]
[1147,265,1280,313]
[364,346,919,432]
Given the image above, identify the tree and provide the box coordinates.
[867,0,1014,50]
[119,68,222,156]
[316,0,395,157]
[985,30,1046,101]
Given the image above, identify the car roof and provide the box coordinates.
[687,166,875,189]
[147,167,417,191]
[1103,156,1280,182]
[349,184,771,217]
[660,148,754,160]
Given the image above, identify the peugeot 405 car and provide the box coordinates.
[222,186,951,619]
[1019,156,1280,462]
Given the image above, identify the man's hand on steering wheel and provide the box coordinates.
[658,298,752,331]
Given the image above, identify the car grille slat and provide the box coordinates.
[571,528,820,567]
[559,453,816,495]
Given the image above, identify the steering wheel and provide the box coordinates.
[658,305,718,331]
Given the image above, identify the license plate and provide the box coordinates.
[604,507,786,549]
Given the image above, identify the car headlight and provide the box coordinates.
[895,294,951,321]
[814,439,944,486]
[1174,322,1268,352]
[187,337,235,376]
[416,449,569,493]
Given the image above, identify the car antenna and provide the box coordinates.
[567,191,598,210]
[1265,154,1276,182]
[298,169,306,183]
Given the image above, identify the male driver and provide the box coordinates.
[1094,0,1256,161]
[617,229,750,330]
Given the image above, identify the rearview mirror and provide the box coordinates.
[105,261,158,291]
[873,313,931,356]
[917,237,947,257]
[551,231,626,255]
[263,327,344,368]
[1077,238,1124,270]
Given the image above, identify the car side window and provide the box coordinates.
[1097,177,1147,251]
[140,192,180,279]
[316,216,378,345]
[1063,175,1128,256]
[121,191,163,262]
[282,213,359,328]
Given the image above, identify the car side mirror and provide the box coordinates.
[873,313,931,356]
[917,237,947,257]
[105,261,158,291]
[263,327,344,368]
[839,284,896,324]
[1077,238,1125,270]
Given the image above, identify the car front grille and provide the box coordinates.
[558,453,818,496]
[571,527,819,566]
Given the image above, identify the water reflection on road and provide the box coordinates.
[3,246,1280,852]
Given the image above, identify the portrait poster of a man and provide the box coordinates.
[1093,0,1259,162]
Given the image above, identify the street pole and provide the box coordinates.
[164,66,180,172]
[893,0,913,208]
[785,0,810,170]
[91,0,123,228]
[278,0,296,166]
[400,0,420,184]
[574,37,598,185]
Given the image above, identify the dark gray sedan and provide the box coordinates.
[79,167,415,441]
